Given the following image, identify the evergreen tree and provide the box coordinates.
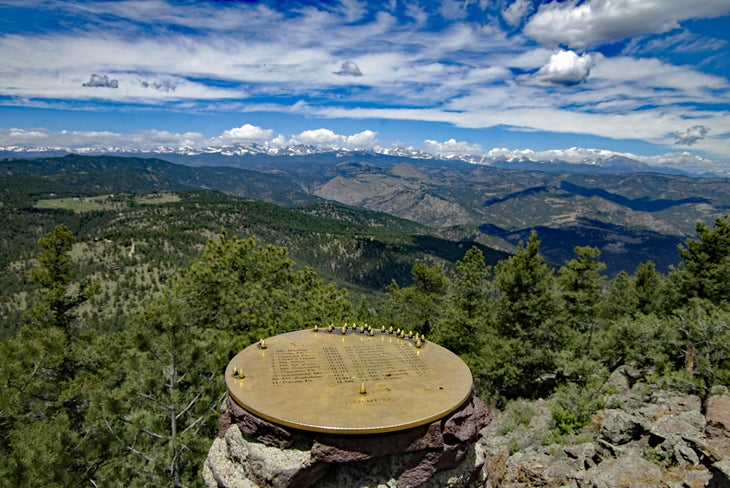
[432,247,494,355]
[384,262,449,335]
[634,261,664,315]
[557,246,606,356]
[25,224,96,334]
[431,247,499,397]
[0,225,105,486]
[104,297,216,487]
[598,271,639,320]
[669,213,730,309]
[103,232,352,486]
[493,232,566,394]
[671,299,730,391]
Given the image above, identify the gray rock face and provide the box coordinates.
[600,409,649,445]
[580,453,664,488]
[709,459,730,488]
[604,364,642,394]
[203,393,490,488]
[707,395,730,438]
[206,367,730,488]
[479,366,730,488]
[648,410,706,466]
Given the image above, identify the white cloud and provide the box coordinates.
[293,128,341,146]
[212,124,275,144]
[0,127,205,150]
[424,138,483,155]
[344,129,378,148]
[290,128,378,149]
[439,0,469,20]
[524,0,730,49]
[521,50,593,85]
[502,0,533,26]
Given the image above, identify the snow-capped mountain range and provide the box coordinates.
[0,142,725,176]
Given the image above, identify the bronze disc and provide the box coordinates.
[225,327,473,434]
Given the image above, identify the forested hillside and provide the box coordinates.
[6,153,730,277]
[1,155,729,486]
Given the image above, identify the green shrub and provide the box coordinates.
[549,383,605,436]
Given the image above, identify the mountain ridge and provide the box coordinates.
[4,153,730,277]
[0,143,721,177]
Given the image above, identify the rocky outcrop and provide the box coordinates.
[481,375,730,488]
[203,393,490,488]
[205,373,730,488]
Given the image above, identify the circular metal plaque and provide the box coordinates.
[225,327,473,434]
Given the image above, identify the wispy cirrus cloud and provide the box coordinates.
[0,0,729,161]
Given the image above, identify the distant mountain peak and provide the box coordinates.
[0,142,719,176]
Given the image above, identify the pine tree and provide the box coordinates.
[493,232,566,394]
[0,225,104,486]
[432,246,494,355]
[670,213,730,308]
[384,262,449,334]
[103,232,352,486]
[558,246,606,356]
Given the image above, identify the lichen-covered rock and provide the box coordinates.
[204,393,490,488]
[204,424,327,488]
[599,409,649,445]
[221,395,295,448]
[580,452,664,488]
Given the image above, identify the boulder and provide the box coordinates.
[604,365,642,393]
[649,410,706,466]
[707,395,730,438]
[580,451,664,488]
[708,459,730,488]
[221,395,294,448]
[311,420,444,463]
[564,442,600,470]
[650,410,706,441]
[599,409,649,445]
[203,425,328,488]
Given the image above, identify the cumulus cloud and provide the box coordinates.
[291,128,378,149]
[524,0,730,49]
[502,0,534,26]
[424,138,483,156]
[523,50,593,86]
[212,124,275,144]
[82,74,119,88]
[674,125,710,145]
[333,60,363,77]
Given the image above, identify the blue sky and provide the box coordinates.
[0,0,729,171]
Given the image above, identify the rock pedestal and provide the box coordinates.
[203,393,490,488]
